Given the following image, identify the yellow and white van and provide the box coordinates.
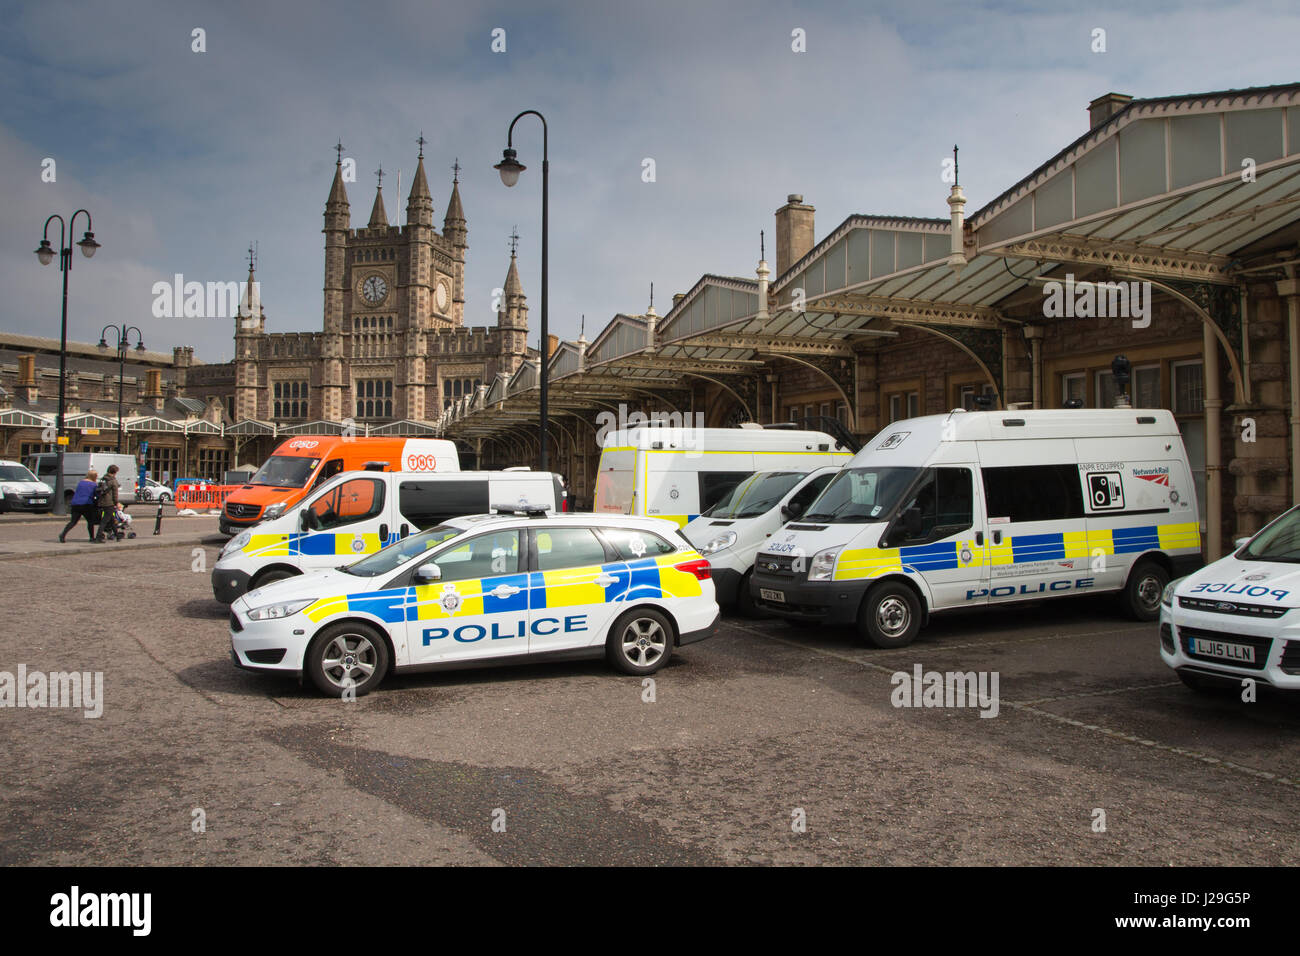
[750,409,1202,647]
[594,424,852,527]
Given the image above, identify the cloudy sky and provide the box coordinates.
[2,0,1297,364]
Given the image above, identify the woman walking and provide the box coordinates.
[59,469,99,543]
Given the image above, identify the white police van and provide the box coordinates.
[751,409,1202,647]
[212,469,564,603]
[594,424,852,527]
[684,466,841,610]
[229,509,719,696]
[1161,505,1300,693]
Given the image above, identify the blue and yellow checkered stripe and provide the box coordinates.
[833,522,1200,581]
[301,553,705,625]
[245,531,398,558]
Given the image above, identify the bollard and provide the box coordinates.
[153,501,163,536]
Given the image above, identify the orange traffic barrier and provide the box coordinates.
[175,483,239,510]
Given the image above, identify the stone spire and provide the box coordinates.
[443,158,466,247]
[326,141,350,221]
[368,166,388,228]
[406,137,433,227]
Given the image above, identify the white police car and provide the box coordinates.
[229,509,719,696]
[1160,505,1300,692]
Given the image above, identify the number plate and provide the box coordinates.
[28,498,47,505]
[1190,637,1255,664]
[760,588,786,603]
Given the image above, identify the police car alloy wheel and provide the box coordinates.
[607,607,674,675]
[305,621,390,697]
[1122,559,1169,622]
[859,582,921,649]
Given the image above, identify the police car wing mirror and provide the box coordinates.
[415,563,441,583]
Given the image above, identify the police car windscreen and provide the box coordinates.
[803,467,918,523]
[1241,508,1300,562]
[342,525,462,576]
[707,471,806,519]
[0,465,37,482]
[250,456,322,488]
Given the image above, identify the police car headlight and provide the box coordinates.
[246,598,315,621]
[222,531,252,557]
[1162,577,1185,608]
[700,531,737,555]
[262,503,287,520]
[0,484,16,495]
[808,547,840,581]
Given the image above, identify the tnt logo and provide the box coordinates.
[1087,472,1124,511]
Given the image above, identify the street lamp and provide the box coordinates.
[495,110,550,472]
[99,324,146,452]
[34,210,100,515]
[1111,354,1132,408]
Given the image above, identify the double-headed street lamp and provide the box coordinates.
[34,210,101,515]
[99,324,146,452]
[495,109,550,472]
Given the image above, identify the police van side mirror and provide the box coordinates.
[415,564,442,584]
[1234,536,1251,550]
[902,506,923,538]
[299,510,310,531]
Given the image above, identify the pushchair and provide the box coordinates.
[97,507,136,541]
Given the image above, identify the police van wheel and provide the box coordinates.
[1122,560,1168,622]
[305,622,389,698]
[607,608,674,675]
[252,568,297,590]
[859,583,921,649]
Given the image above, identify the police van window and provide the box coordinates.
[982,465,1084,522]
[895,468,973,543]
[312,458,345,490]
[399,479,489,529]
[698,471,753,514]
[600,527,676,561]
[535,528,609,571]
[307,477,385,531]
[430,530,520,582]
[787,472,835,518]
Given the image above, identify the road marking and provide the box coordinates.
[729,620,1300,791]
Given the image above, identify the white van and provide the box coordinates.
[212,469,565,603]
[683,466,842,610]
[0,460,54,513]
[750,409,1202,647]
[594,424,852,527]
[27,452,138,506]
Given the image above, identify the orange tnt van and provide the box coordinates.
[218,436,459,535]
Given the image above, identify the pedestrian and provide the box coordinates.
[93,464,121,543]
[59,468,99,543]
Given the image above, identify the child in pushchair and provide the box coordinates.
[100,504,137,540]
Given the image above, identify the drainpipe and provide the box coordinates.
[1023,325,1044,408]
[766,373,779,424]
[1204,320,1222,560]
[1281,270,1300,503]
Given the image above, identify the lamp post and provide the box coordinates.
[495,110,549,472]
[1111,354,1132,408]
[98,324,146,452]
[34,210,100,515]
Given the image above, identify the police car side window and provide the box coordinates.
[982,465,1084,522]
[534,528,609,572]
[601,527,676,561]
[426,530,520,582]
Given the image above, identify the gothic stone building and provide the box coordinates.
[230,148,531,429]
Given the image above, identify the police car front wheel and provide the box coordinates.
[859,583,921,649]
[305,622,390,697]
[607,608,674,675]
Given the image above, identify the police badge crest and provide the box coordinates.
[439,585,461,614]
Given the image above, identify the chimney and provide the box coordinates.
[546,333,559,360]
[775,194,815,277]
[17,355,37,403]
[671,293,685,308]
[1088,93,1132,130]
[145,368,164,412]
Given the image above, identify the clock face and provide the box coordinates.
[361,274,388,305]
[435,280,449,311]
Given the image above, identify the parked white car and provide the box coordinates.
[0,460,53,513]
